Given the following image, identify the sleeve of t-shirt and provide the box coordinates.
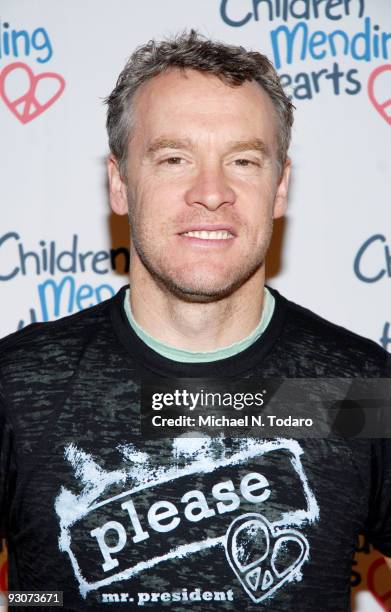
[0,380,16,541]
[365,438,391,557]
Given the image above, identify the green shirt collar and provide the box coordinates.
[123,288,275,363]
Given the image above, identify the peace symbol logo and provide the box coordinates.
[368,65,391,127]
[367,557,391,610]
[0,61,65,124]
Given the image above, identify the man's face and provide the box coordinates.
[110,69,290,301]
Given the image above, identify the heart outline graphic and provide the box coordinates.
[0,61,65,124]
[367,557,391,610]
[368,64,391,126]
[225,512,309,603]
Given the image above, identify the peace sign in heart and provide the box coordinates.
[0,61,65,124]
[367,557,391,610]
[225,513,309,604]
[368,65,391,126]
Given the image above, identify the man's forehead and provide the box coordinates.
[133,67,272,111]
[129,68,279,157]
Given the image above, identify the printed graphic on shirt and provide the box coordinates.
[54,437,319,602]
[226,513,309,603]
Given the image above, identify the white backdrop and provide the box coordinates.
[1,0,390,609]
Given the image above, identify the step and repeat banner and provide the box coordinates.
[0,0,390,610]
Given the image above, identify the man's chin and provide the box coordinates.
[169,287,233,304]
[157,274,253,303]
[134,246,265,302]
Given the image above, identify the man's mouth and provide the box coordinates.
[181,230,234,240]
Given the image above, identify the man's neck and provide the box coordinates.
[129,266,265,352]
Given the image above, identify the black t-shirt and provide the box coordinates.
[0,285,390,611]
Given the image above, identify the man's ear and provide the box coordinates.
[108,155,128,215]
[273,157,291,219]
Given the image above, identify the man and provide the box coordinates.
[0,31,390,611]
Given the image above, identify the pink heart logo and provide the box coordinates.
[0,61,65,124]
[367,557,391,610]
[368,64,391,126]
[225,513,309,603]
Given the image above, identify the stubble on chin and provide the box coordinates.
[127,199,273,303]
[130,233,271,304]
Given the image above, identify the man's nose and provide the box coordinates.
[184,163,236,211]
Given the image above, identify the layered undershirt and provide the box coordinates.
[123,287,275,363]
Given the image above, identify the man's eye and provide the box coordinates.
[164,157,182,165]
[234,159,255,167]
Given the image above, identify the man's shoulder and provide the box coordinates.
[0,290,120,375]
[273,289,389,375]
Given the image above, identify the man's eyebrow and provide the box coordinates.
[227,139,270,156]
[146,137,271,156]
[146,138,193,155]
